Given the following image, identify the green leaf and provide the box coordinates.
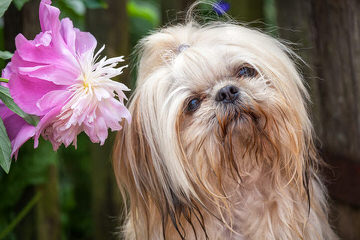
[0,86,39,126]
[13,0,30,10]
[0,117,12,174]
[0,0,12,18]
[63,0,86,16]
[127,1,160,27]
[0,51,13,60]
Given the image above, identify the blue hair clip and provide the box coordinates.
[213,1,230,15]
[178,44,190,53]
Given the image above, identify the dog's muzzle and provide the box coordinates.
[215,85,240,103]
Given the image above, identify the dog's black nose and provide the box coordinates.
[215,85,240,103]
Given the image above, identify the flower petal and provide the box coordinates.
[18,64,78,85]
[34,105,62,148]
[33,31,52,47]
[0,103,14,121]
[11,123,36,159]
[83,115,108,144]
[60,18,76,55]
[37,90,71,112]
[2,62,13,80]
[15,34,79,73]
[39,0,60,33]
[0,105,36,159]
[8,73,63,115]
[101,98,131,125]
[75,30,97,55]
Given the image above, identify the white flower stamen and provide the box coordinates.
[46,46,129,149]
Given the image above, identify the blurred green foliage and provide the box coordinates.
[128,0,161,88]
[12,0,31,10]
[0,1,12,18]
[0,51,12,60]
[52,0,104,30]
[59,134,93,240]
[0,139,58,239]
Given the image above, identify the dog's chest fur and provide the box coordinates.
[156,176,331,240]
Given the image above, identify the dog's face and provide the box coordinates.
[114,22,315,230]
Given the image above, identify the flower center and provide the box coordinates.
[82,75,90,89]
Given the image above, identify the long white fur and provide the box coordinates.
[113,20,338,240]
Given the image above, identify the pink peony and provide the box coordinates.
[2,0,130,153]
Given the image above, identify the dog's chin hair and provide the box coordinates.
[113,20,338,240]
[184,101,296,198]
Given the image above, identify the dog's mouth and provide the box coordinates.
[214,102,260,136]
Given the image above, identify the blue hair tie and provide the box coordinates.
[213,1,230,15]
[178,44,190,53]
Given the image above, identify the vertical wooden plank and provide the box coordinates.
[311,0,360,161]
[86,0,130,87]
[311,1,360,238]
[275,0,360,239]
[275,0,323,132]
[36,165,60,240]
[276,0,360,165]
[86,1,129,239]
[90,136,123,240]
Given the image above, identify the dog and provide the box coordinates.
[113,18,338,240]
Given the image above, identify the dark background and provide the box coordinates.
[0,0,359,239]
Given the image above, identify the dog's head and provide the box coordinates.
[114,21,317,237]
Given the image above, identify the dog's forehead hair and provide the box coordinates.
[159,31,270,89]
[136,23,308,107]
[173,45,227,77]
[170,44,259,92]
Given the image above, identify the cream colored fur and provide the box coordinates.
[113,20,338,240]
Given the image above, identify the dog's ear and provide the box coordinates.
[136,38,172,85]
[114,95,154,199]
[112,93,193,238]
[113,94,157,237]
[113,93,172,210]
[135,26,192,85]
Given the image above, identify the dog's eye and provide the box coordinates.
[237,66,257,78]
[187,98,201,112]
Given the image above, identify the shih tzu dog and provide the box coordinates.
[113,18,338,240]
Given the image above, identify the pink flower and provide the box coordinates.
[2,0,130,152]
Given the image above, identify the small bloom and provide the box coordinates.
[2,0,130,153]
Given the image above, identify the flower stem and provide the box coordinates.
[0,192,42,239]
[0,78,9,83]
